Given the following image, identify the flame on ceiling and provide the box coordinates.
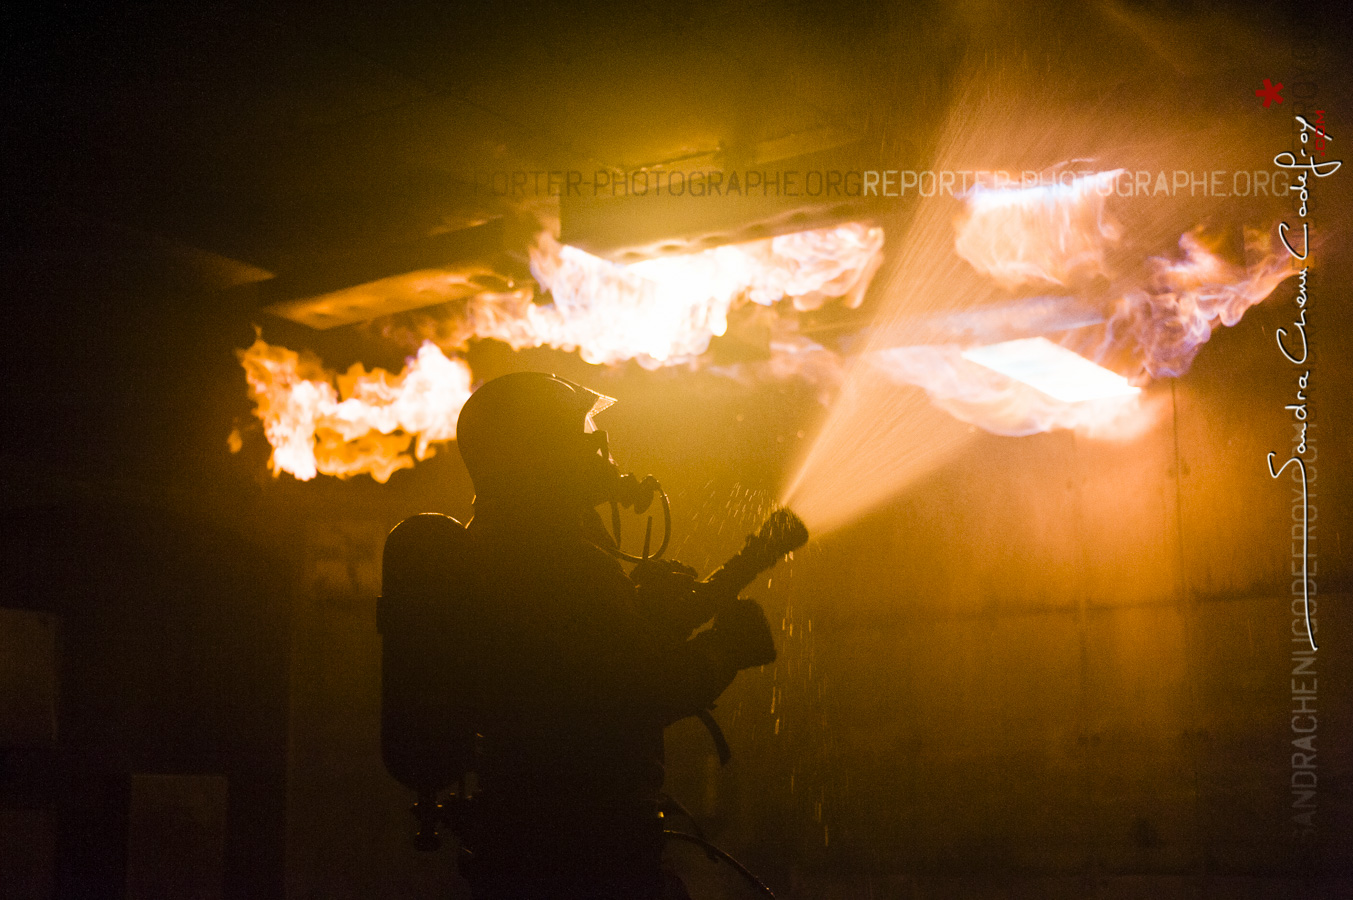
[235,223,883,482]
[235,173,1295,484]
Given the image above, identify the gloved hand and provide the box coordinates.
[630,557,699,589]
[707,597,776,670]
[631,558,718,640]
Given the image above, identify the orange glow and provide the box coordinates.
[401,223,884,369]
[1107,226,1297,379]
[961,338,1140,403]
[783,62,1299,534]
[240,224,884,482]
[954,170,1123,289]
[863,183,1294,441]
[235,337,472,482]
[868,344,1154,440]
[238,161,1292,494]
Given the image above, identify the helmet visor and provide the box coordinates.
[554,377,616,433]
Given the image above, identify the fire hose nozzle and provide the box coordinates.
[615,473,659,514]
[748,508,809,567]
[700,508,808,605]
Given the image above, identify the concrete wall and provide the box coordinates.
[281,275,1351,897]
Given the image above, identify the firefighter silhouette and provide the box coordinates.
[379,372,777,900]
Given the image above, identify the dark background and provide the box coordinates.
[3,1,1352,897]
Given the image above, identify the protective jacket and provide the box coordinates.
[452,501,737,899]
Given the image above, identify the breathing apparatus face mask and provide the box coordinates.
[574,424,670,561]
[573,428,620,506]
[457,372,668,556]
[574,428,658,514]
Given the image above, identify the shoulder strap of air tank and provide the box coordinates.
[696,708,732,765]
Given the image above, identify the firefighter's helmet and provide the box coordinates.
[455,372,616,501]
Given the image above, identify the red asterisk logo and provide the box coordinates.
[1256,79,1284,107]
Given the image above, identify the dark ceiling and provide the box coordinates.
[6,1,1327,296]
[1,0,1343,495]
[4,0,945,283]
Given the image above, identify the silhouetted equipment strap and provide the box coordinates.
[663,830,776,898]
[696,709,732,765]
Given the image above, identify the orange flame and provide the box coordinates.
[868,173,1296,440]
[783,63,1300,534]
[869,343,1153,439]
[954,170,1123,289]
[238,175,1294,486]
[1102,225,1296,379]
[235,337,472,482]
[395,223,884,370]
[242,225,882,481]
